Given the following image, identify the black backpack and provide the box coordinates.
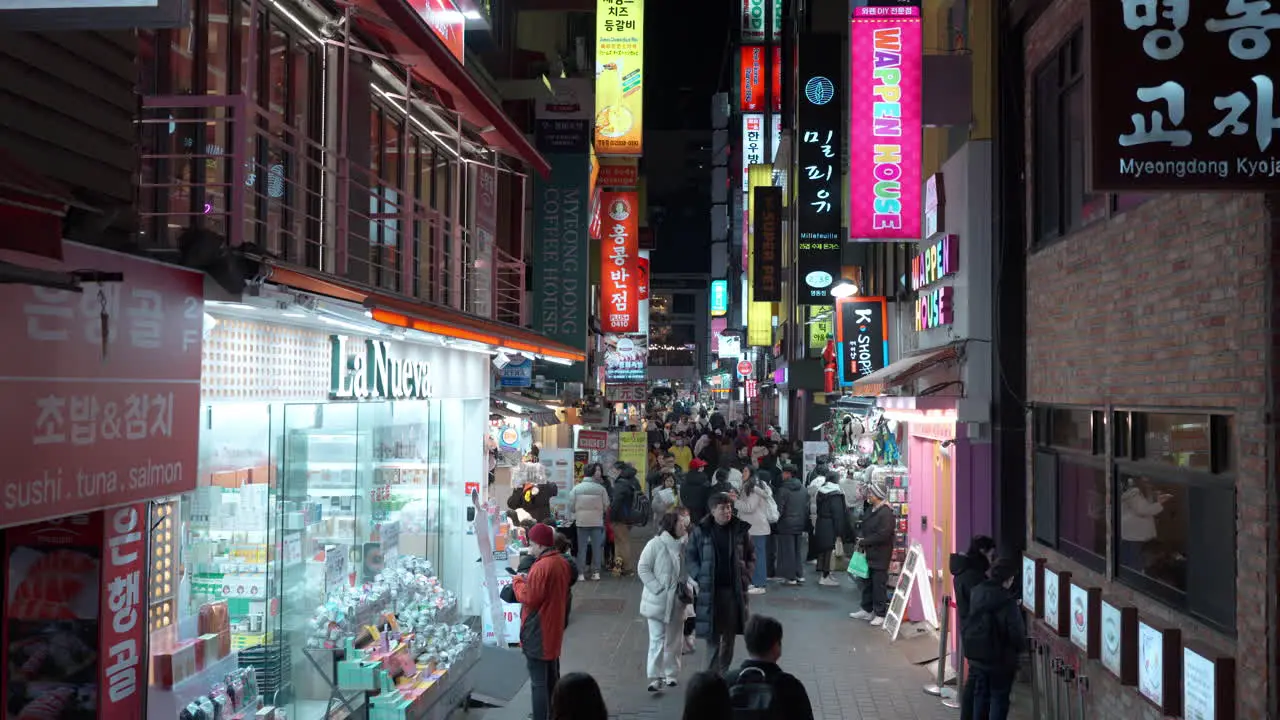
[961,602,1005,664]
[728,665,777,720]
[629,491,652,526]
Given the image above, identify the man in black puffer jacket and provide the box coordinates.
[610,465,643,573]
[951,535,996,720]
[773,465,808,584]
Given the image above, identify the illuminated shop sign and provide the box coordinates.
[330,335,434,400]
[915,286,953,331]
[911,234,958,291]
[710,279,729,316]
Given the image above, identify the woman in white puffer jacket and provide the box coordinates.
[637,510,692,693]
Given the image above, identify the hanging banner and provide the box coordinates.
[595,0,645,155]
[752,186,782,302]
[600,191,640,333]
[740,0,781,42]
[532,158,590,356]
[746,165,774,347]
[739,45,783,112]
[835,296,889,386]
[797,33,844,305]
[849,6,922,241]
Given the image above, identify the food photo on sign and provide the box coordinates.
[603,334,648,384]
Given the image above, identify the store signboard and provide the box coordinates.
[415,0,465,63]
[807,306,834,350]
[532,157,589,357]
[535,78,593,154]
[577,430,609,451]
[601,191,640,333]
[741,114,782,191]
[330,335,434,400]
[911,234,959,291]
[0,243,203,529]
[740,0,781,42]
[835,296,889,386]
[604,383,647,402]
[604,333,647,383]
[1090,0,1280,190]
[849,6,923,241]
[718,334,742,359]
[797,34,844,305]
[710,279,729,316]
[739,45,783,112]
[499,356,533,388]
[100,503,147,718]
[598,159,639,188]
[752,186,782,302]
[916,286,954,330]
[595,0,645,155]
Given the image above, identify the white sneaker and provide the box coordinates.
[578,574,586,582]
[849,610,873,620]
[591,572,601,581]
[748,585,767,595]
[819,576,840,587]
[795,576,806,584]
[870,616,886,627]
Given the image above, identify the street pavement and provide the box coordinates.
[474,535,972,720]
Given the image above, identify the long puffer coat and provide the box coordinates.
[811,482,850,554]
[637,531,687,621]
[685,515,755,639]
[774,475,809,535]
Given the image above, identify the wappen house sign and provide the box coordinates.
[330,335,434,400]
[1090,0,1280,190]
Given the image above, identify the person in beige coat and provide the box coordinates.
[637,510,692,692]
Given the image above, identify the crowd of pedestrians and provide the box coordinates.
[505,405,1027,720]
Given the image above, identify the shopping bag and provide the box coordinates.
[846,550,870,579]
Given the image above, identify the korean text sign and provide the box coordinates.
[0,243,203,529]
[835,296,889,385]
[601,191,640,332]
[101,503,147,717]
[741,0,781,42]
[1090,0,1280,190]
[849,7,922,240]
[797,33,845,305]
[740,45,783,112]
[752,186,783,302]
[595,0,645,155]
[417,0,465,63]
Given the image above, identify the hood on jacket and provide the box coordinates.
[816,482,844,496]
[969,580,1015,615]
[950,552,991,578]
[781,476,804,491]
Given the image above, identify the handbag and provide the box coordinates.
[676,578,696,605]
[846,549,870,579]
[764,494,780,524]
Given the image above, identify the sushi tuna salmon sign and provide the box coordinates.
[849,6,922,241]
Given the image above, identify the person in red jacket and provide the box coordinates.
[512,522,572,720]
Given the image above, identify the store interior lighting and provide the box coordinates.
[881,408,958,423]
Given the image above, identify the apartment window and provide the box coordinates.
[1032,30,1107,245]
[1113,411,1235,632]
[1032,406,1107,571]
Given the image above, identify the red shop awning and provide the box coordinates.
[851,342,964,397]
[351,0,551,177]
[0,149,75,261]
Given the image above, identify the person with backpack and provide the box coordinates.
[727,614,814,720]
[610,464,646,574]
[686,492,756,673]
[962,557,1026,720]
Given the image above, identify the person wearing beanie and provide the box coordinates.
[849,480,895,625]
[512,521,573,720]
[962,557,1026,720]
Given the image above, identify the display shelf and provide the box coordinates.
[148,651,243,719]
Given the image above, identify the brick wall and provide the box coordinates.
[1021,0,1275,716]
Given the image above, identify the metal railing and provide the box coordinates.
[138,94,524,322]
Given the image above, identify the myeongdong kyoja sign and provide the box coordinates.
[330,335,434,400]
[1090,0,1280,190]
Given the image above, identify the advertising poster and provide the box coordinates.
[797,33,844,304]
[600,191,640,333]
[739,45,783,112]
[618,432,649,487]
[603,334,648,384]
[595,0,645,155]
[0,243,204,529]
[836,297,889,386]
[849,7,922,240]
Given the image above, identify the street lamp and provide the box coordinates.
[830,280,859,298]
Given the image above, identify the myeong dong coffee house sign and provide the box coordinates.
[1090,0,1280,190]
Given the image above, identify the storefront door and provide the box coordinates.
[932,442,953,606]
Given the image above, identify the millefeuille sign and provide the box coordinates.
[330,335,434,400]
[0,0,188,30]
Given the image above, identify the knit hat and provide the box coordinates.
[527,522,555,549]
[866,480,888,500]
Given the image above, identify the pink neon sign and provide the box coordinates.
[849,6,922,240]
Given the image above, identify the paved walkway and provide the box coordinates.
[475,541,965,720]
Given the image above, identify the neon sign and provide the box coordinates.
[911,235,959,291]
[915,286,953,331]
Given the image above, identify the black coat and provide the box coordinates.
[811,487,849,554]
[680,471,713,523]
[965,581,1027,670]
[774,477,809,535]
[507,482,559,523]
[950,552,990,627]
[730,660,814,720]
[858,502,896,570]
[610,472,642,522]
[686,515,755,639]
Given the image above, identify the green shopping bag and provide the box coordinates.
[846,550,870,579]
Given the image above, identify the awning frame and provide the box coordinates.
[493,392,560,427]
[850,341,966,397]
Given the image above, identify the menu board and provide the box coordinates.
[1183,646,1216,720]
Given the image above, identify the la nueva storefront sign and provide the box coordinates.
[330,335,434,400]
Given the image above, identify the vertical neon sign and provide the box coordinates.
[849,6,922,240]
